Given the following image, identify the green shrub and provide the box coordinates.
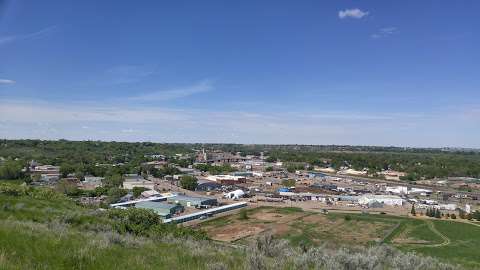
[132,187,148,198]
[107,208,161,236]
[0,183,29,196]
[239,209,249,220]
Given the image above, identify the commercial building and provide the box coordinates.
[386,186,408,195]
[308,172,327,178]
[123,174,155,190]
[163,202,247,224]
[196,180,222,192]
[31,165,60,174]
[358,195,403,206]
[386,186,432,196]
[166,195,217,208]
[205,175,246,185]
[135,201,184,218]
[195,150,248,164]
[231,171,254,177]
[31,164,61,183]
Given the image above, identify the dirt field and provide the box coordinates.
[198,206,398,246]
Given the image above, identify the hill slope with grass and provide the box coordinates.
[0,182,464,270]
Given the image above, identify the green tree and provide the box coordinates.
[102,174,124,189]
[60,164,76,178]
[132,186,148,198]
[265,156,276,163]
[473,211,480,221]
[55,179,81,196]
[281,179,296,187]
[0,160,25,180]
[180,175,198,191]
[106,187,128,204]
[410,204,416,216]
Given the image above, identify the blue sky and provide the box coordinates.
[0,1,479,147]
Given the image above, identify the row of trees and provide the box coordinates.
[267,150,480,180]
[425,207,442,218]
[194,164,234,175]
[412,205,480,221]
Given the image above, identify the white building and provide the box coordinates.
[205,175,245,182]
[409,188,432,195]
[358,195,403,206]
[224,189,245,199]
[386,186,408,195]
[385,186,432,196]
[123,175,155,190]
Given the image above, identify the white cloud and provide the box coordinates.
[0,79,15,85]
[371,27,397,39]
[130,79,214,101]
[0,99,478,147]
[0,26,57,46]
[338,9,369,19]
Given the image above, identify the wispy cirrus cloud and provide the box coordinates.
[0,79,15,85]
[130,79,214,101]
[0,26,58,46]
[371,27,397,39]
[338,8,369,19]
[104,65,156,84]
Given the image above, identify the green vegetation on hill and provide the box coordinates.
[395,220,480,269]
[200,207,480,269]
[0,183,464,269]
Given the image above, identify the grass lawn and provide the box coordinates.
[395,220,480,269]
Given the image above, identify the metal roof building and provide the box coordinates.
[196,180,222,191]
[167,195,218,208]
[135,201,184,218]
[163,202,247,224]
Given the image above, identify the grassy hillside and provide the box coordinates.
[392,220,480,269]
[0,182,466,269]
[200,206,480,269]
[0,184,243,270]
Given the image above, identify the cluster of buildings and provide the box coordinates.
[30,162,61,182]
[28,161,105,190]
[25,148,479,222]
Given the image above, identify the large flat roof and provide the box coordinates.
[167,195,216,203]
[136,201,180,210]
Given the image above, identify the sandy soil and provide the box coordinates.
[209,223,267,242]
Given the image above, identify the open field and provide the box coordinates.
[198,207,400,247]
[199,206,480,269]
[389,219,480,269]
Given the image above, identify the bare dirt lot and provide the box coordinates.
[198,206,398,246]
